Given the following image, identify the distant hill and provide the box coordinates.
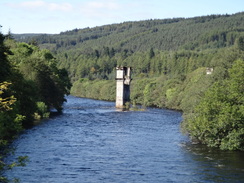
[13,12,244,83]
[14,12,244,53]
[13,33,51,41]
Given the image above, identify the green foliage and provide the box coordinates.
[166,88,177,101]
[179,67,214,113]
[0,82,26,183]
[36,102,50,118]
[130,78,150,105]
[12,13,244,83]
[0,155,28,183]
[183,60,244,150]
[71,79,115,101]
[237,36,244,51]
[0,82,16,111]
[125,102,131,110]
[14,13,244,54]
[143,81,157,106]
[0,82,23,140]
[6,41,71,112]
[0,34,12,83]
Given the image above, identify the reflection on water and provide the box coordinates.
[181,142,244,183]
[4,96,244,183]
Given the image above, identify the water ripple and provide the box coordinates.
[4,96,244,183]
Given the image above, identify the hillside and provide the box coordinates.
[13,12,244,80]
[15,12,244,52]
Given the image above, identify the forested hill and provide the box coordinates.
[13,12,244,82]
[15,12,244,52]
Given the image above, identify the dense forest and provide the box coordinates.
[6,12,244,152]
[14,12,244,81]
[0,31,71,182]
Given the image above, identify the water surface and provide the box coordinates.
[5,96,244,183]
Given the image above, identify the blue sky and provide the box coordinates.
[0,0,243,34]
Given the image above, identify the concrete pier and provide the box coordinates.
[115,67,131,108]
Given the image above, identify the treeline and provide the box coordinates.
[15,12,244,54]
[0,31,71,181]
[13,12,244,83]
[0,33,71,138]
[71,42,244,107]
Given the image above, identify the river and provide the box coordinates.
[5,96,244,183]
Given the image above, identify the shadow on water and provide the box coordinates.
[181,142,244,183]
[49,111,63,118]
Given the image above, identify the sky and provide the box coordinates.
[0,0,243,34]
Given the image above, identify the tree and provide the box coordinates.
[0,82,16,112]
[6,41,71,113]
[0,82,23,140]
[237,36,244,51]
[0,82,28,183]
[0,33,12,82]
[184,59,244,150]
[5,29,14,40]
[149,48,155,59]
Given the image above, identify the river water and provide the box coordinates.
[5,96,244,183]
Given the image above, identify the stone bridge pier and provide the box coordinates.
[115,67,132,108]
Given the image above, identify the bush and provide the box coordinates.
[183,60,244,150]
[36,102,50,119]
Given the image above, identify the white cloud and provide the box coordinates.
[86,1,119,10]
[48,2,72,12]
[79,0,122,20]
[19,0,45,8]
[6,0,73,12]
